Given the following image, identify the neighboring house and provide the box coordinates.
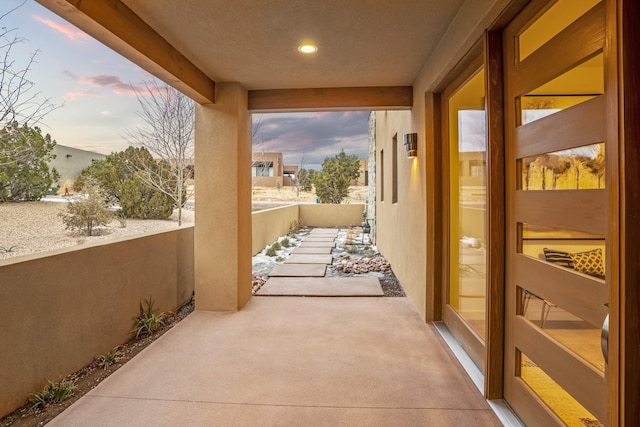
[50,144,106,182]
[251,152,298,187]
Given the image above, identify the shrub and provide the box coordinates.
[265,245,278,257]
[77,146,175,219]
[60,178,114,236]
[343,245,357,254]
[132,298,166,339]
[280,237,290,248]
[29,380,76,410]
[0,122,59,202]
[272,241,282,250]
[96,347,123,370]
[275,256,285,262]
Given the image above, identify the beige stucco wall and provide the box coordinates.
[0,227,194,417]
[373,0,511,322]
[252,204,299,255]
[374,112,427,319]
[299,204,365,227]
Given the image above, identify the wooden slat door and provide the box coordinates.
[503,0,615,425]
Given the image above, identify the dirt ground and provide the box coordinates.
[0,186,369,260]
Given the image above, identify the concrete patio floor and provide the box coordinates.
[49,297,502,426]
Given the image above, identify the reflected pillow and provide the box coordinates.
[543,248,574,269]
[570,248,605,278]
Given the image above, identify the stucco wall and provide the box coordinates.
[252,204,299,255]
[0,227,194,417]
[50,144,106,182]
[299,204,365,227]
[374,112,427,319]
[372,0,511,322]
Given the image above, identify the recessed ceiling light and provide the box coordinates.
[298,43,318,54]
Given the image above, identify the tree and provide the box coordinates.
[0,2,62,166]
[545,155,571,189]
[298,169,314,192]
[61,177,113,236]
[77,147,175,220]
[0,122,59,201]
[124,81,194,225]
[585,150,605,188]
[313,151,360,204]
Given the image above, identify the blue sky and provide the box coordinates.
[3,0,369,170]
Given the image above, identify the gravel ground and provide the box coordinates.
[252,227,406,297]
[0,201,194,260]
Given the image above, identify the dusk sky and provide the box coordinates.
[4,0,370,170]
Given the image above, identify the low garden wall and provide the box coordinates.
[0,227,194,417]
[299,203,365,227]
[251,204,298,255]
[252,203,365,255]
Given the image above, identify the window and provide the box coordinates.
[392,134,398,204]
[380,150,384,202]
[252,161,273,177]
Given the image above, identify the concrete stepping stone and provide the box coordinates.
[304,237,336,242]
[268,264,327,277]
[256,277,384,296]
[299,241,336,248]
[284,254,333,264]
[291,247,332,255]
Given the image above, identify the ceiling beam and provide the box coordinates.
[36,0,215,104]
[248,86,413,112]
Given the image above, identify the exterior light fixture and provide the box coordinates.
[297,43,318,54]
[404,133,418,158]
[66,154,73,158]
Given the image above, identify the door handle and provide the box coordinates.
[601,313,609,364]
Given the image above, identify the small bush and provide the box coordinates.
[280,237,290,248]
[343,245,357,254]
[30,380,77,410]
[96,347,123,370]
[272,241,282,250]
[132,298,166,339]
[275,256,285,262]
[57,178,75,196]
[265,245,278,257]
[60,177,113,236]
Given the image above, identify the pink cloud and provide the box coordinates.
[33,15,89,42]
[64,90,101,101]
[64,71,142,95]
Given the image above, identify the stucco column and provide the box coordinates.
[194,83,252,311]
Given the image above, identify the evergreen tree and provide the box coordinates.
[0,122,59,202]
[313,151,360,204]
[76,147,175,219]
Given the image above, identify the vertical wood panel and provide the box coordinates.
[485,30,506,400]
[425,93,443,321]
[621,0,640,424]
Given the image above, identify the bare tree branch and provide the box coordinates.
[0,1,63,167]
[123,80,194,225]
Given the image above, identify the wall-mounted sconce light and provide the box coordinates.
[403,133,417,158]
[66,154,73,158]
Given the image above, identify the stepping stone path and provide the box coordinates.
[258,228,384,297]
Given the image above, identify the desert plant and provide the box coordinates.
[0,245,17,253]
[280,237,290,248]
[57,177,75,196]
[60,177,113,236]
[132,298,166,339]
[343,245,357,254]
[29,380,77,410]
[96,347,123,370]
[272,241,282,251]
[288,220,301,234]
[265,245,278,257]
[275,256,285,262]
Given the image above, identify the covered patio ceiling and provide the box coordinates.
[36,0,469,109]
